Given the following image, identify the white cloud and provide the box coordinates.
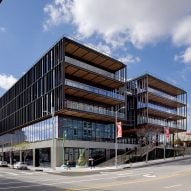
[119,55,141,65]
[43,0,73,31]
[172,16,191,47]
[0,74,17,90]
[43,0,191,47]
[174,47,191,64]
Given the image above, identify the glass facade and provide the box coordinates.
[59,117,115,142]
[64,147,106,166]
[1,116,116,146]
[21,116,58,142]
[0,117,58,146]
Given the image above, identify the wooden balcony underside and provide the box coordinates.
[65,63,124,89]
[65,86,124,106]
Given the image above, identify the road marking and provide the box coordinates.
[20,171,34,175]
[117,173,133,176]
[4,172,18,176]
[143,174,156,178]
[66,169,191,190]
[0,169,189,190]
[164,184,182,189]
[0,181,23,185]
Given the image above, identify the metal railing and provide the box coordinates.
[137,87,186,104]
[65,100,125,119]
[65,56,125,82]
[65,79,124,100]
[137,102,186,117]
[137,116,184,129]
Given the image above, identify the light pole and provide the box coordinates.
[115,106,125,168]
[43,106,55,169]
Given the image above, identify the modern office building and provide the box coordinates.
[0,37,187,167]
[126,74,187,146]
[0,37,136,167]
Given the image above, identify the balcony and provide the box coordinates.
[63,100,125,119]
[65,56,125,82]
[138,103,186,120]
[137,88,186,106]
[137,117,185,130]
[65,79,124,101]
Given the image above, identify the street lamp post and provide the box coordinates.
[115,106,125,168]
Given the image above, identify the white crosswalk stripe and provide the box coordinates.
[4,172,18,176]
[20,171,34,175]
[0,171,45,177]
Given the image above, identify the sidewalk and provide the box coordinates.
[28,154,191,174]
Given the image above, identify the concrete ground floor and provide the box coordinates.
[0,139,136,168]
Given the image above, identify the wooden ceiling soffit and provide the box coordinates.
[65,43,79,54]
[82,52,98,61]
[72,47,89,57]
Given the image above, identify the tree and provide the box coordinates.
[14,141,31,163]
[77,149,86,166]
[174,138,183,147]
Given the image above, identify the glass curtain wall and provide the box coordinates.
[58,117,115,142]
[0,117,58,146]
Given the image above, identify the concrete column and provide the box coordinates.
[9,151,12,166]
[1,145,4,161]
[33,149,35,167]
[85,148,89,166]
[106,149,110,160]
[51,139,57,168]
[19,150,22,162]
[55,141,63,167]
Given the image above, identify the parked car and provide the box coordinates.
[0,161,8,167]
[14,162,28,170]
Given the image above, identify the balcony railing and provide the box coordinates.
[137,116,185,130]
[137,87,185,104]
[65,56,125,82]
[65,100,125,119]
[137,103,186,117]
[65,79,124,100]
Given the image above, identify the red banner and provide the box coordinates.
[164,127,170,139]
[116,122,122,138]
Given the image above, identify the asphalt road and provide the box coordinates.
[1,158,191,191]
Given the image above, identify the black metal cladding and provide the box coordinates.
[0,37,126,136]
[0,39,65,135]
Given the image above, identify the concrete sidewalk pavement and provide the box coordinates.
[27,154,191,174]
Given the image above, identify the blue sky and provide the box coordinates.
[0,0,190,129]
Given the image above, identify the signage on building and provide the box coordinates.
[116,122,122,138]
[164,127,170,139]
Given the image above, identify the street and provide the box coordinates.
[0,158,191,191]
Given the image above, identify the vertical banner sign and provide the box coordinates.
[116,122,122,138]
[164,127,170,139]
